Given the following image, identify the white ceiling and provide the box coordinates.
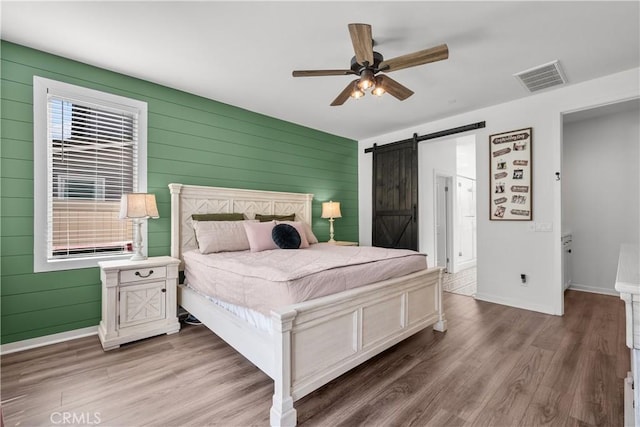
[2,1,639,141]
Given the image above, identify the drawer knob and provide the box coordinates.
[135,270,154,278]
[161,288,166,293]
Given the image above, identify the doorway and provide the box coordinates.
[420,134,477,295]
[561,98,639,298]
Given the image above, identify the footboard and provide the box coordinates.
[270,267,446,426]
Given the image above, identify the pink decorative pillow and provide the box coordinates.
[275,221,310,248]
[301,221,318,244]
[193,219,257,254]
[243,220,278,252]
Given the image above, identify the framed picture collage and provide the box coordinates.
[489,127,532,221]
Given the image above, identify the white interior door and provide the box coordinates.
[456,177,477,267]
[435,175,452,271]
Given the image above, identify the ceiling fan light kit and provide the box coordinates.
[292,23,449,106]
[353,75,386,99]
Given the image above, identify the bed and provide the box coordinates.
[169,183,447,426]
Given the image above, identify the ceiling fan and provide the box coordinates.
[292,23,449,106]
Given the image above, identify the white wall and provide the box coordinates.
[359,67,639,315]
[563,103,640,294]
[457,137,477,179]
[418,137,457,262]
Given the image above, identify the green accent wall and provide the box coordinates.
[0,41,358,345]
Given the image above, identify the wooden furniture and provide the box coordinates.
[98,256,181,350]
[169,183,446,427]
[615,243,640,427]
[327,240,358,246]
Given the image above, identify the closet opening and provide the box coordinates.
[560,98,639,307]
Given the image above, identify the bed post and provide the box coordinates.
[168,183,183,261]
[433,268,448,332]
[270,308,297,427]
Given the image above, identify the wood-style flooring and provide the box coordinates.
[1,290,628,426]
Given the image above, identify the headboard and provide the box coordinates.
[168,183,314,263]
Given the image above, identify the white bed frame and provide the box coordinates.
[169,183,447,426]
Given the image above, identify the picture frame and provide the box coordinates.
[489,127,532,220]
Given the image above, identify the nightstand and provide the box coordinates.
[328,241,359,246]
[98,256,181,350]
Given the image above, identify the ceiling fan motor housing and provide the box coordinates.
[350,51,384,73]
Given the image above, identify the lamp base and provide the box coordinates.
[129,219,147,261]
[327,238,336,243]
[328,218,337,243]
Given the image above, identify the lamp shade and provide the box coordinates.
[119,193,159,219]
[321,201,342,219]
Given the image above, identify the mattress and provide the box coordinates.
[184,243,428,316]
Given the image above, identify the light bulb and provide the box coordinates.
[358,69,375,90]
[351,88,365,99]
[351,81,365,99]
[372,85,385,97]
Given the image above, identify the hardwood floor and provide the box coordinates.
[1,290,627,426]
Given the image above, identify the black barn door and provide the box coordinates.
[372,140,418,250]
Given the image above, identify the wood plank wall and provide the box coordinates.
[0,41,358,344]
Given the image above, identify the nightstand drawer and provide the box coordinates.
[120,266,167,284]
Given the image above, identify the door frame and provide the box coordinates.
[434,172,454,273]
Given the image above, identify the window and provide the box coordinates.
[57,175,106,200]
[33,77,148,272]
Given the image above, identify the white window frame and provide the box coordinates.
[33,76,148,272]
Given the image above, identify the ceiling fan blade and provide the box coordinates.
[379,44,449,73]
[348,23,374,66]
[376,75,414,100]
[331,79,359,106]
[292,69,356,77]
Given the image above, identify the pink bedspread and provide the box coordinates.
[184,243,427,315]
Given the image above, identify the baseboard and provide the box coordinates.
[474,292,556,315]
[0,326,98,355]
[568,283,620,297]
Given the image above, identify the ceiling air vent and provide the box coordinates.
[514,60,567,93]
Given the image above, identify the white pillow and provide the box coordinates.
[243,220,278,252]
[193,220,257,254]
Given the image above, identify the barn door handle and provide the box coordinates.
[413,205,417,222]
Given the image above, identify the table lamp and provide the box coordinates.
[119,193,159,260]
[321,200,342,243]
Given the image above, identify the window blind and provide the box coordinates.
[47,95,138,259]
